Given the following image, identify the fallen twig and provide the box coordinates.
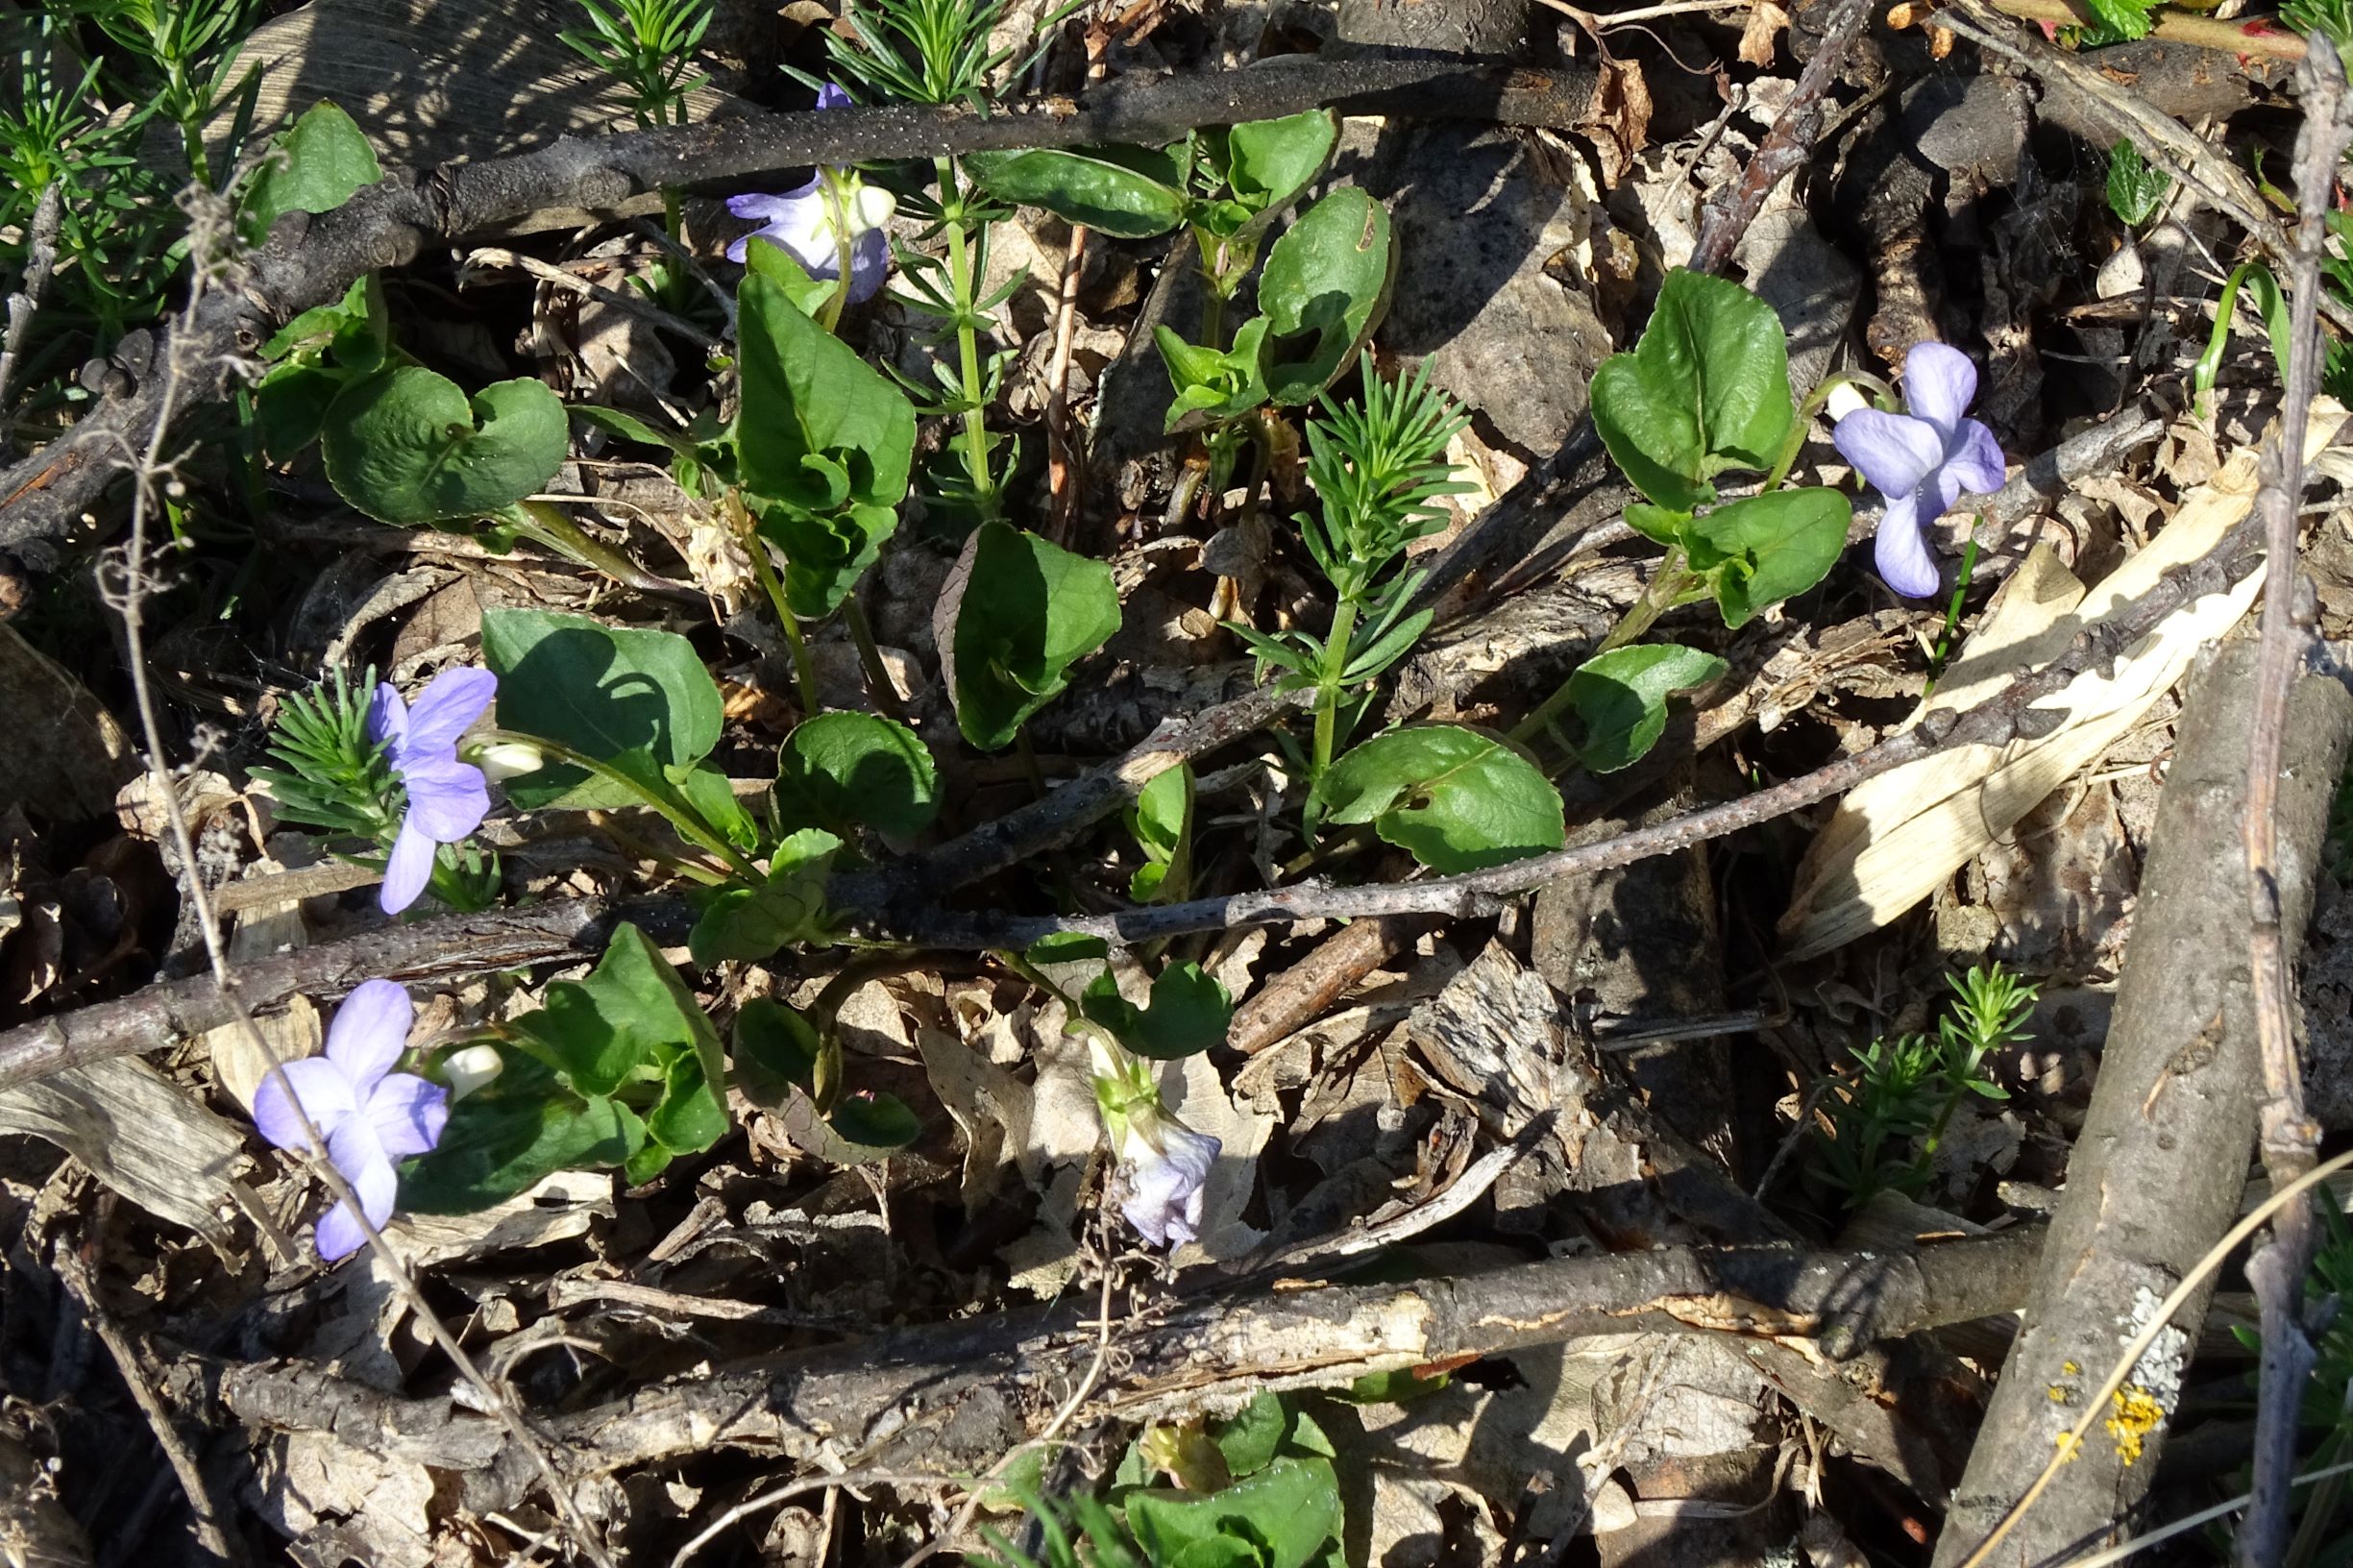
[1980,0,2309,61]
[2237,37,2352,1567]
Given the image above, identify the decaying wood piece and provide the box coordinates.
[1931,642,2353,1564]
[199,1224,2043,1484]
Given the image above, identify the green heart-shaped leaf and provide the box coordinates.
[1558,643,1728,773]
[935,522,1122,751]
[1258,188,1393,405]
[245,99,381,237]
[322,367,568,526]
[772,711,939,840]
[1589,268,1794,511]
[480,609,725,810]
[1313,725,1564,872]
[1683,486,1851,627]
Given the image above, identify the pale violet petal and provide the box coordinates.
[253,1057,356,1152]
[314,1117,397,1260]
[364,1072,449,1162]
[1944,418,2006,496]
[380,816,437,914]
[815,82,852,110]
[1903,341,1978,434]
[323,979,414,1088]
[846,227,891,304]
[1831,409,1945,501]
[1120,1122,1219,1248]
[400,667,496,757]
[400,754,491,842]
[1873,489,1942,600]
[314,1200,368,1262]
[364,682,406,748]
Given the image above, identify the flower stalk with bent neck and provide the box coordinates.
[1091,1042,1220,1249]
[253,979,449,1262]
[724,84,895,325]
[367,668,497,914]
[1831,341,2006,600]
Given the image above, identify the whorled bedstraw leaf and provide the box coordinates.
[1312,725,1566,872]
[1588,267,1794,512]
[511,922,727,1102]
[244,99,381,237]
[1557,644,1728,773]
[1258,188,1394,405]
[321,367,569,527]
[772,711,940,840]
[934,522,1122,751]
[480,608,725,810]
[687,828,843,966]
[1681,486,1851,627]
[1128,763,1194,902]
[1079,964,1233,1060]
[1125,1458,1344,1568]
[966,145,1189,238]
[399,1055,643,1213]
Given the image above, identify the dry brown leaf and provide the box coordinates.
[1738,0,1791,65]
[1580,58,1654,186]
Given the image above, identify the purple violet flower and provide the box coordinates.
[1830,342,2007,600]
[724,84,895,303]
[253,979,449,1262]
[1114,1097,1221,1248]
[366,667,496,915]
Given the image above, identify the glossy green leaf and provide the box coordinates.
[687,828,842,966]
[321,368,569,526]
[1559,644,1728,773]
[1079,964,1232,1060]
[737,270,915,550]
[2082,0,2157,38]
[1588,268,1793,511]
[744,235,840,320]
[967,145,1188,237]
[1224,110,1337,213]
[481,608,725,810]
[400,1058,642,1213]
[1027,933,1110,966]
[1129,762,1194,902]
[513,922,724,1101]
[246,99,380,235]
[1158,317,1273,429]
[255,363,350,461]
[1258,188,1393,405]
[2105,140,2169,227]
[773,711,939,840]
[938,522,1122,750]
[1167,1538,1260,1568]
[731,996,821,1104]
[1682,486,1851,627]
[1214,1393,1288,1479]
[826,1090,922,1149]
[1623,502,1690,549]
[1125,1458,1343,1568]
[1312,725,1564,872]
